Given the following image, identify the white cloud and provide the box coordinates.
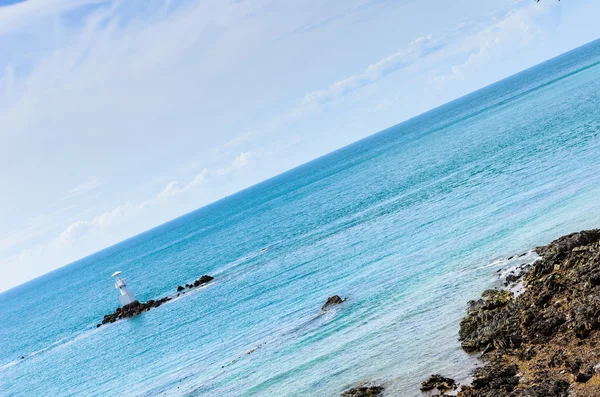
[157,168,209,199]
[57,201,139,245]
[58,166,212,245]
[217,152,254,175]
[57,153,248,247]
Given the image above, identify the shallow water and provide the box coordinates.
[2,40,600,397]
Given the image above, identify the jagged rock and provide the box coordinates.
[459,289,520,352]
[193,275,214,287]
[322,295,346,310]
[457,229,600,397]
[420,374,456,393]
[535,229,600,261]
[341,384,383,396]
[177,285,185,292]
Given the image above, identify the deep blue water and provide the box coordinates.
[2,40,600,397]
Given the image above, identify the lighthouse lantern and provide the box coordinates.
[112,271,136,306]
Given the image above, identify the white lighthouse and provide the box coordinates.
[112,271,136,306]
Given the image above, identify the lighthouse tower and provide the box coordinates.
[112,271,136,306]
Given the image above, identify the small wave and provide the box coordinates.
[0,325,101,372]
[479,249,539,271]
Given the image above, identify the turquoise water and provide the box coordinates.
[2,40,600,397]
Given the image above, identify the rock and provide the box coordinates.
[177,285,185,292]
[456,229,600,397]
[322,295,346,310]
[341,384,383,396]
[193,275,214,287]
[420,374,456,393]
[590,273,600,286]
[535,229,600,261]
[575,372,592,383]
[459,289,520,352]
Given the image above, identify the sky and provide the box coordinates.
[0,0,599,292]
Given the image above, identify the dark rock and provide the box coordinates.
[575,372,592,383]
[341,384,383,396]
[505,273,520,285]
[177,285,185,292]
[535,229,600,261]
[459,289,520,352]
[322,295,346,310]
[193,275,214,287]
[420,374,456,393]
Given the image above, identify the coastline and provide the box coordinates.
[343,229,600,397]
[453,229,600,397]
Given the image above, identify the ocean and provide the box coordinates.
[2,39,600,397]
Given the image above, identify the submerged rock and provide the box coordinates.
[420,374,456,393]
[322,295,346,310]
[341,384,384,396]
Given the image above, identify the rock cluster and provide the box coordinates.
[100,297,171,326]
[322,295,347,310]
[183,275,214,290]
[97,275,214,327]
[421,374,457,394]
[341,384,384,396]
[456,229,600,397]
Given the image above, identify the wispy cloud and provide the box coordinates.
[217,34,447,151]
[300,35,439,110]
[62,177,104,200]
[433,2,550,85]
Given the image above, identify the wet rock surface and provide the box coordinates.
[98,275,214,327]
[421,374,457,394]
[322,295,347,310]
[341,384,384,396]
[456,229,600,397]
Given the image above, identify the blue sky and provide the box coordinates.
[1,0,599,292]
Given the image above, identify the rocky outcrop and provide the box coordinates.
[100,297,171,325]
[97,275,214,327]
[421,374,457,394]
[322,295,347,310]
[455,229,600,397]
[341,384,384,396]
[193,275,214,287]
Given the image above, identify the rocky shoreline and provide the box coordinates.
[454,229,600,397]
[98,275,214,327]
[341,229,600,396]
